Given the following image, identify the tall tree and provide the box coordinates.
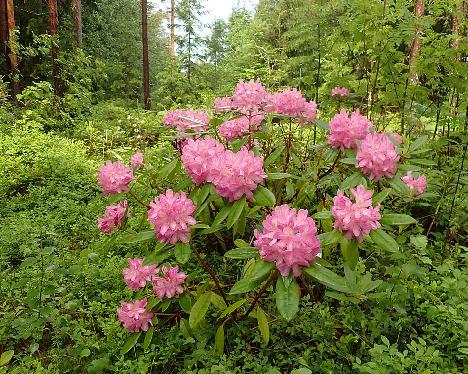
[170,0,176,56]
[6,0,18,99]
[72,0,82,47]
[142,0,151,109]
[48,0,62,97]
[408,0,425,84]
[0,0,7,62]
[205,19,227,71]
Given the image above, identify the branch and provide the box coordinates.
[241,270,278,319]
[317,150,342,180]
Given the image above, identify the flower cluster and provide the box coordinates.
[328,109,372,149]
[210,148,266,201]
[181,136,225,185]
[331,87,349,97]
[148,189,196,244]
[98,160,134,195]
[123,258,159,291]
[130,152,144,168]
[152,265,187,299]
[97,201,128,233]
[163,109,210,134]
[117,299,154,332]
[219,113,264,142]
[231,79,270,112]
[401,171,427,195]
[214,96,233,114]
[356,132,400,180]
[254,205,321,277]
[268,88,318,125]
[388,132,403,144]
[331,185,381,242]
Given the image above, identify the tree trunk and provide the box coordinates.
[141,0,151,110]
[408,0,424,84]
[170,0,175,56]
[1,0,7,60]
[187,30,191,83]
[72,0,82,47]
[6,0,18,99]
[48,0,62,97]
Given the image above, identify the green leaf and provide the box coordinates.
[224,247,259,259]
[275,277,299,321]
[120,333,141,355]
[264,145,285,167]
[369,229,399,253]
[341,239,359,270]
[215,324,224,354]
[380,214,417,225]
[410,158,437,166]
[340,157,356,165]
[157,158,179,180]
[219,299,247,319]
[267,172,292,180]
[410,235,428,249]
[117,230,154,244]
[230,261,275,295]
[256,306,269,345]
[226,197,246,229]
[290,368,312,374]
[303,264,350,293]
[0,350,14,366]
[212,205,230,227]
[373,188,392,204]
[174,242,191,264]
[143,242,169,265]
[142,326,154,350]
[210,292,227,310]
[388,176,408,194]
[253,186,276,206]
[313,211,332,220]
[409,135,428,153]
[340,171,362,190]
[189,292,212,329]
[178,293,192,313]
[318,230,342,247]
[315,119,330,131]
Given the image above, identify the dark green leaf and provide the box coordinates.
[174,243,191,264]
[318,230,342,247]
[142,326,154,350]
[341,239,359,270]
[117,230,154,244]
[256,306,269,345]
[303,264,350,293]
[381,214,417,225]
[373,188,392,204]
[189,292,211,329]
[369,229,399,253]
[264,145,285,167]
[120,333,141,355]
[215,324,224,354]
[275,277,299,321]
[219,299,247,319]
[224,247,259,259]
[267,172,292,180]
[226,197,246,228]
[178,293,192,313]
[253,186,276,206]
[340,157,356,165]
[312,211,332,220]
[340,171,362,190]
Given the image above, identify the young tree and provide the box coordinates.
[48,0,62,97]
[142,0,151,109]
[408,0,425,84]
[205,19,228,71]
[170,0,176,56]
[72,0,82,47]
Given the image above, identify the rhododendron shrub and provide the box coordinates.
[96,78,429,354]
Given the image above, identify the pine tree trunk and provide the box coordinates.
[408,0,424,84]
[170,0,175,56]
[6,0,18,99]
[48,0,62,97]
[141,0,151,110]
[1,0,7,61]
[72,0,82,47]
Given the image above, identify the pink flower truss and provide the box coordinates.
[389,132,403,144]
[214,96,233,114]
[328,109,373,150]
[97,201,128,233]
[331,184,381,242]
[123,258,159,291]
[231,79,270,112]
[219,113,264,142]
[331,87,349,97]
[152,265,187,299]
[148,189,196,244]
[356,132,400,180]
[401,171,427,195]
[210,148,266,201]
[181,136,225,185]
[254,205,321,277]
[297,100,318,126]
[163,109,210,133]
[130,152,144,168]
[270,88,308,117]
[117,298,154,332]
[98,160,134,195]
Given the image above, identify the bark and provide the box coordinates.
[408,0,424,84]
[170,0,175,56]
[1,0,7,59]
[6,0,18,99]
[72,0,82,47]
[48,0,62,97]
[141,0,151,110]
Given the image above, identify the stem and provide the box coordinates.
[317,150,342,180]
[192,244,228,304]
[447,142,467,224]
[242,270,278,319]
[128,189,148,208]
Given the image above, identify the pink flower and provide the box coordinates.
[98,160,134,195]
[297,100,318,125]
[181,136,225,185]
[328,109,372,150]
[231,79,270,112]
[219,113,264,142]
[97,201,128,233]
[117,298,154,332]
[148,189,196,244]
[130,152,144,168]
[214,97,233,113]
[388,132,403,144]
[254,205,321,277]
[401,171,427,195]
[331,185,381,242]
[331,87,349,97]
[210,148,266,201]
[163,109,210,134]
[152,265,187,299]
[270,88,308,117]
[123,258,159,291]
[356,132,400,180]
